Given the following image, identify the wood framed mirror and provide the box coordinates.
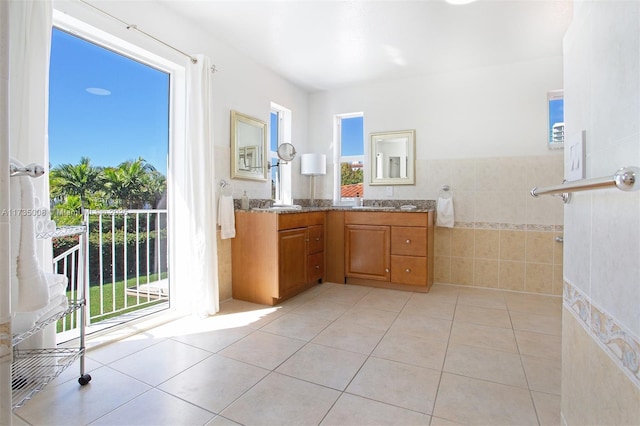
[231,110,268,181]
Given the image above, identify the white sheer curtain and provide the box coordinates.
[1,0,52,419]
[8,0,53,268]
[169,54,219,317]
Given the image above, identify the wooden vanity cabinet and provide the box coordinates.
[343,211,434,292]
[232,211,324,305]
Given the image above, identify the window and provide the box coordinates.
[335,113,364,204]
[270,103,293,204]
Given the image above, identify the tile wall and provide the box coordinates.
[427,155,564,296]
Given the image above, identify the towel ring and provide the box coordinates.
[220,179,233,196]
[438,185,453,199]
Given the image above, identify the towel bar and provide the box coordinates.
[530,166,639,203]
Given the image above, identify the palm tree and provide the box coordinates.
[103,158,156,209]
[143,170,167,208]
[50,157,103,210]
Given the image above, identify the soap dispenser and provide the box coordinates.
[241,191,249,210]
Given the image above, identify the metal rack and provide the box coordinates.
[11,225,91,411]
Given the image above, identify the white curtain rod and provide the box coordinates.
[78,0,218,73]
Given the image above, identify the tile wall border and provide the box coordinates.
[563,280,640,388]
[452,221,562,232]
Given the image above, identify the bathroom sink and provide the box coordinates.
[252,205,303,212]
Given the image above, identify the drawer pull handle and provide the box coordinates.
[405,268,411,273]
[315,265,320,269]
[385,268,390,272]
[316,237,320,241]
[406,239,411,244]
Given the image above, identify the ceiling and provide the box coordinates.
[159,0,573,92]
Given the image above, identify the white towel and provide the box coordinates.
[217,194,236,239]
[436,197,455,228]
[10,158,50,312]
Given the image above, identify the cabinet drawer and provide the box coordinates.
[308,225,324,254]
[308,252,324,283]
[391,255,427,286]
[391,227,427,257]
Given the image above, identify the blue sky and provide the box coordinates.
[49,28,169,175]
[341,116,364,157]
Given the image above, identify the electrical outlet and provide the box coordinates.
[385,186,393,197]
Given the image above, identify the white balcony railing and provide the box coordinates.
[53,209,169,339]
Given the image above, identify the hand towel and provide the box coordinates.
[14,162,50,312]
[217,194,236,239]
[436,197,455,228]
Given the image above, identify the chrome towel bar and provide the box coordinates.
[530,166,639,204]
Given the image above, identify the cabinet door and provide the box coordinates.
[278,228,308,299]
[345,225,390,281]
[308,252,324,283]
[308,225,324,254]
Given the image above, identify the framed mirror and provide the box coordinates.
[231,110,268,181]
[370,130,416,185]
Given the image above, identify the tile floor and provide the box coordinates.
[13,283,562,425]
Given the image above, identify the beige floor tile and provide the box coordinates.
[510,310,562,336]
[515,330,562,361]
[390,311,452,343]
[339,306,399,331]
[89,388,215,425]
[260,312,332,341]
[221,372,340,426]
[522,355,561,395]
[109,339,212,386]
[205,416,242,426]
[15,365,151,425]
[312,319,386,355]
[443,343,528,388]
[433,373,538,425]
[321,393,431,425]
[11,415,29,426]
[218,330,305,370]
[456,288,507,310]
[292,298,352,321]
[453,304,512,329]
[158,354,269,413]
[402,293,456,320]
[312,284,371,305]
[424,284,459,303]
[505,292,562,317]
[275,343,367,390]
[531,391,561,426]
[429,417,464,425]
[354,288,413,312]
[172,325,254,353]
[373,330,448,370]
[346,357,441,414]
[449,321,518,353]
[86,334,166,365]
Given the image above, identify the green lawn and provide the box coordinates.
[57,273,168,332]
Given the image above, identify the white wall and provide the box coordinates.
[561,1,640,423]
[308,56,564,200]
[53,0,310,201]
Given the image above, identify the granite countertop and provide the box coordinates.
[242,205,435,214]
